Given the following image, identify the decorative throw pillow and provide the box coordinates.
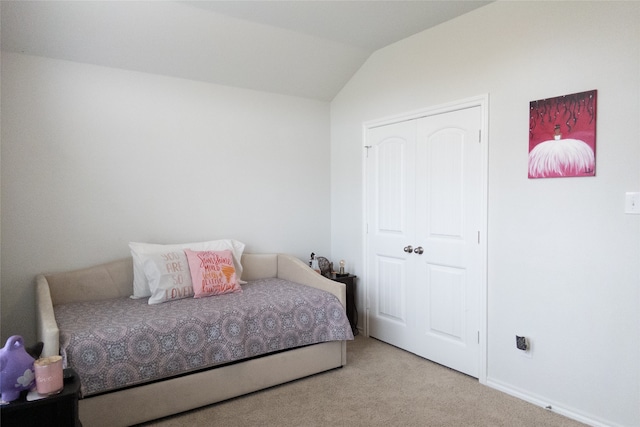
[129,239,245,299]
[184,249,242,298]
[143,250,194,305]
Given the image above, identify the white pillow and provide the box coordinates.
[129,239,245,299]
[143,250,194,305]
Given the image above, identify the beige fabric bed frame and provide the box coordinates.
[36,253,348,427]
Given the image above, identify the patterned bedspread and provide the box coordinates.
[55,278,353,397]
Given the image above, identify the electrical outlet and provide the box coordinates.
[516,335,528,351]
[516,335,533,358]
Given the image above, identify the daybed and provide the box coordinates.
[36,253,352,427]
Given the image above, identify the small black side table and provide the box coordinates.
[332,274,359,335]
[1,368,81,427]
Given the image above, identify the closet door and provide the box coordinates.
[365,120,418,354]
[412,106,482,377]
[366,106,482,378]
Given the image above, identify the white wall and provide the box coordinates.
[1,52,331,344]
[330,2,640,426]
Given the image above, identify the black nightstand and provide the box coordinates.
[1,368,81,427]
[332,274,358,335]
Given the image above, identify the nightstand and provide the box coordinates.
[1,368,81,427]
[331,274,358,335]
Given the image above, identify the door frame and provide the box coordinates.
[362,94,489,384]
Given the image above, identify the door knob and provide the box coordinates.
[403,245,413,253]
[414,246,424,255]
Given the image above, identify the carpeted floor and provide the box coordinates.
[139,335,587,426]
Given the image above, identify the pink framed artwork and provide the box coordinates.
[528,89,597,178]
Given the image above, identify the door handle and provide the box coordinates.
[403,245,413,253]
[414,246,424,255]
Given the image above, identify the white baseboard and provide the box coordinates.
[485,377,620,427]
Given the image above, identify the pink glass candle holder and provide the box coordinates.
[34,356,64,395]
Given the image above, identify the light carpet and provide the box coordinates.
[139,335,587,426]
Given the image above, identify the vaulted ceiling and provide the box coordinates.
[1,1,491,101]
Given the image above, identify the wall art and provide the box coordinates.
[528,89,597,178]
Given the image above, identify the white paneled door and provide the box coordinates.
[366,105,483,378]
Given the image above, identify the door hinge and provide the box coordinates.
[477,231,480,244]
[477,331,480,344]
[364,145,372,158]
[478,130,481,143]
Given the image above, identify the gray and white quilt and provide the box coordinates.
[55,278,353,397]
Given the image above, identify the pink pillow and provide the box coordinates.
[184,249,242,298]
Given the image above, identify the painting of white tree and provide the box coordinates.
[528,90,597,178]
